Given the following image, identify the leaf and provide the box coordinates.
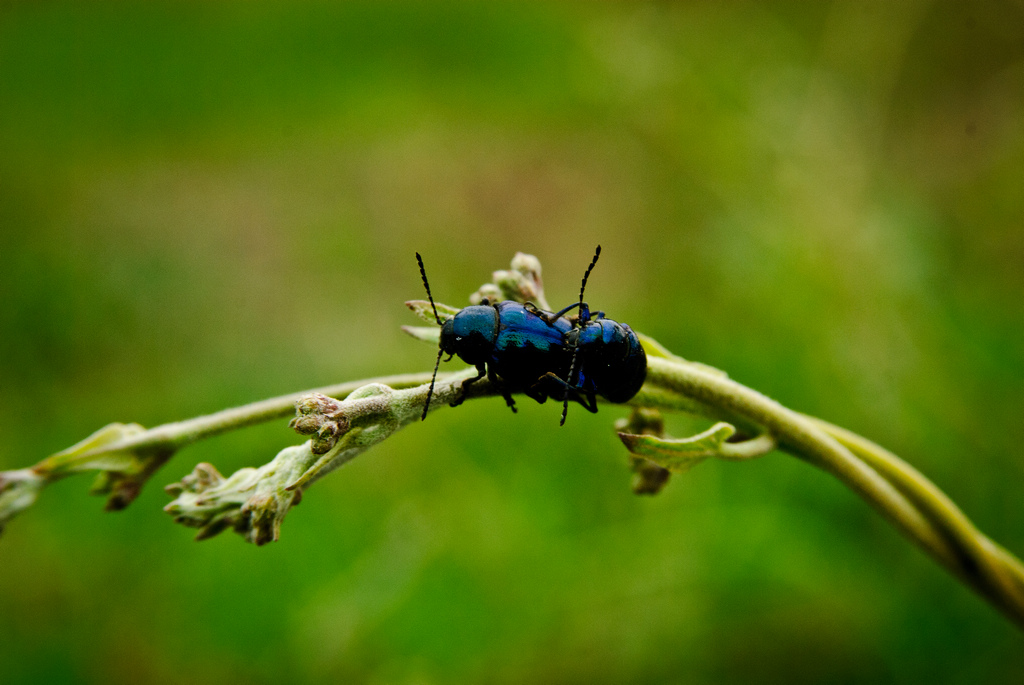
[0,469,45,534]
[401,325,441,344]
[618,422,737,473]
[45,422,148,475]
[405,300,459,324]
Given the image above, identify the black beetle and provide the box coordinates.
[416,246,647,425]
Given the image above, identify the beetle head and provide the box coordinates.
[442,305,498,364]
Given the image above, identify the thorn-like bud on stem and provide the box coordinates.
[164,448,311,545]
[470,251,551,311]
[289,393,351,454]
[163,379,465,544]
[469,284,503,305]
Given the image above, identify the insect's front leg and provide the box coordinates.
[487,366,518,413]
[523,302,559,325]
[450,363,487,407]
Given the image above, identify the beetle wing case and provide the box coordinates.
[488,302,573,391]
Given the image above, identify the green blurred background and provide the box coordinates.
[2,1,1023,682]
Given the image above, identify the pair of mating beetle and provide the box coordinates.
[416,246,647,425]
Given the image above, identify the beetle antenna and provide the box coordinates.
[422,347,444,420]
[560,245,601,425]
[578,245,601,312]
[416,252,444,326]
[561,346,580,426]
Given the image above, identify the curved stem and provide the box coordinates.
[806,417,1024,625]
[718,434,777,461]
[643,356,1024,629]
[5,343,1024,630]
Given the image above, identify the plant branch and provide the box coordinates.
[0,371,464,532]
[3,249,1022,631]
[638,355,1024,630]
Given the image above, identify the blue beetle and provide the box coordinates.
[416,246,647,425]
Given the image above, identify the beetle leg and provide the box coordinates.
[487,366,518,413]
[537,372,599,413]
[525,301,566,325]
[450,363,487,407]
[523,381,550,405]
[547,301,582,322]
[568,387,599,413]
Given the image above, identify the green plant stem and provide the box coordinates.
[642,356,1024,630]
[129,372,450,453]
[34,372,449,477]
[4,347,1023,630]
[9,245,1018,629]
[0,371,463,527]
[806,417,1024,622]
